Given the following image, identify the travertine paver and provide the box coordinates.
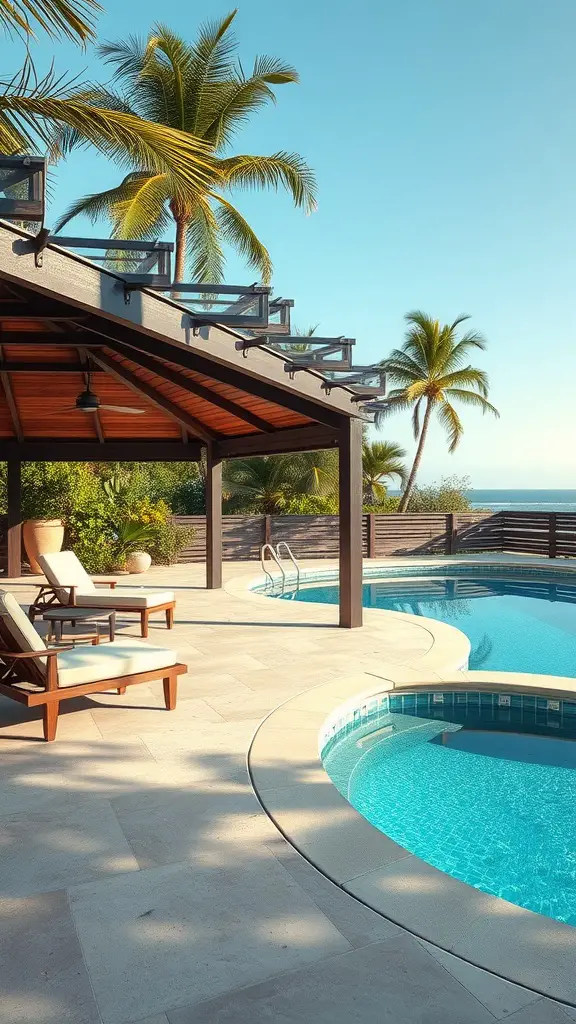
[0,558,573,1023]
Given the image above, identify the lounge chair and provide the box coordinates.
[29,551,176,638]
[0,590,186,741]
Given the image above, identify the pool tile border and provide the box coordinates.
[249,668,576,1007]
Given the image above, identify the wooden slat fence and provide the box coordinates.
[4,511,576,571]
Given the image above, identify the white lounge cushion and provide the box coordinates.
[39,551,96,603]
[0,589,47,674]
[56,637,178,688]
[74,589,175,610]
[39,551,174,609]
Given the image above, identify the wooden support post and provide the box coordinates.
[549,513,557,559]
[7,459,22,578]
[367,513,376,558]
[446,513,457,555]
[206,443,223,589]
[339,418,363,628]
[264,515,272,557]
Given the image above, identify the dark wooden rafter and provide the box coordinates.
[0,361,100,372]
[1,440,202,460]
[78,346,104,443]
[106,339,275,434]
[0,332,99,345]
[216,424,338,458]
[0,338,23,441]
[82,321,346,430]
[89,349,220,443]
[0,301,87,320]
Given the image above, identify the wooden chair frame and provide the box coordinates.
[0,618,186,741]
[28,580,176,639]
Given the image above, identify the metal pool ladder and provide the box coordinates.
[260,542,300,591]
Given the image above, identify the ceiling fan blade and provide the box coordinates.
[99,404,146,415]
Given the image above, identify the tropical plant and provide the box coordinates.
[224,456,296,514]
[223,451,335,514]
[112,519,156,567]
[0,0,101,44]
[377,311,499,512]
[362,440,406,504]
[52,12,316,283]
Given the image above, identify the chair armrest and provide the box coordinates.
[94,580,117,590]
[6,647,74,659]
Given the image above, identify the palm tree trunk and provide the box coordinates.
[174,216,188,283]
[398,400,433,512]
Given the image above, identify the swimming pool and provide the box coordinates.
[271,566,576,676]
[322,689,576,925]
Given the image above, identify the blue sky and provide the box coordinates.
[3,0,575,487]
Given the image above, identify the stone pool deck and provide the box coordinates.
[1,556,575,1024]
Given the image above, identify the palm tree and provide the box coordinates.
[377,311,499,512]
[0,0,101,44]
[0,61,217,199]
[223,451,336,514]
[223,456,296,514]
[52,13,316,283]
[362,440,407,504]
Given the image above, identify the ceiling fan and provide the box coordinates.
[65,371,145,415]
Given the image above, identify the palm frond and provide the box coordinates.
[218,152,317,213]
[202,57,298,147]
[53,171,170,240]
[0,66,218,196]
[435,367,490,396]
[187,10,238,136]
[214,193,273,282]
[186,197,226,282]
[437,399,464,452]
[444,388,500,417]
[0,0,101,44]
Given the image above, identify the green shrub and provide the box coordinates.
[148,522,195,565]
[281,494,339,514]
[171,477,206,514]
[406,476,473,513]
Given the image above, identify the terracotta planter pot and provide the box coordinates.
[125,551,152,574]
[23,519,65,575]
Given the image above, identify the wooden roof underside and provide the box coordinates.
[0,226,361,460]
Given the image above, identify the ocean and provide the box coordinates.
[468,490,576,512]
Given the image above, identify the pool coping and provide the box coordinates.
[246,558,576,1005]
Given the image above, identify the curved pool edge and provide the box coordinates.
[248,668,576,1007]
[225,561,472,676]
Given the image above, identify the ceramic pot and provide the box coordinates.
[22,519,65,575]
[125,551,152,574]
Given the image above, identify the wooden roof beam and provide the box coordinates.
[1,440,202,461]
[0,342,23,441]
[84,322,345,430]
[89,349,221,444]
[106,339,275,434]
[0,332,102,345]
[216,424,338,458]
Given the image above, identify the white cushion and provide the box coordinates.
[39,551,96,604]
[56,637,178,688]
[74,589,175,610]
[0,590,47,675]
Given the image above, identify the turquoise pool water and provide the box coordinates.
[323,693,576,924]
[276,571,576,675]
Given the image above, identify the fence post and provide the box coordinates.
[367,514,376,558]
[549,513,557,558]
[446,513,457,554]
